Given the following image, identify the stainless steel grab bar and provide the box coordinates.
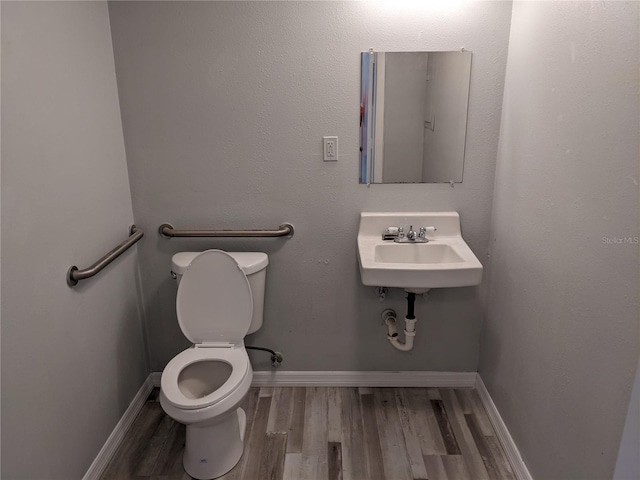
[158,222,294,238]
[67,225,144,286]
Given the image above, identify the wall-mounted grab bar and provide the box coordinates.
[67,225,144,286]
[158,222,294,239]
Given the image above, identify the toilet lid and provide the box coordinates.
[176,250,253,344]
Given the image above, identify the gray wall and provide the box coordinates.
[108,1,512,372]
[480,2,640,479]
[1,2,148,478]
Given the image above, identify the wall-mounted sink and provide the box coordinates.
[357,212,483,291]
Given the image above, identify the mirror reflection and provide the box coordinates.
[360,51,472,184]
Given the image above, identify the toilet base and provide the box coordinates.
[183,407,247,479]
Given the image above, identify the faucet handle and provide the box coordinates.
[382,226,403,240]
[419,226,437,238]
[398,226,404,238]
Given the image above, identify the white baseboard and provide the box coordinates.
[151,369,476,388]
[82,374,156,480]
[475,375,533,480]
[250,370,477,387]
[150,371,162,387]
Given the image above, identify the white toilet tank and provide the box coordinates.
[171,251,268,334]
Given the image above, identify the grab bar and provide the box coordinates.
[67,225,144,286]
[158,222,294,239]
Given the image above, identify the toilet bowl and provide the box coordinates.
[159,249,268,480]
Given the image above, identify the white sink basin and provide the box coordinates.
[375,243,464,264]
[357,212,483,291]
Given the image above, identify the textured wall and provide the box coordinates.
[108,1,512,372]
[1,2,148,478]
[480,2,639,479]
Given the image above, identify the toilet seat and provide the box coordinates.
[161,347,250,410]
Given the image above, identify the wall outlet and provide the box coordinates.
[323,136,338,161]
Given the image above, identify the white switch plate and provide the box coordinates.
[323,136,338,161]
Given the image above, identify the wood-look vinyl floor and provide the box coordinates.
[101,387,515,480]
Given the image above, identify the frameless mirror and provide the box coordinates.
[360,51,472,184]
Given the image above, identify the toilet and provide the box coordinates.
[159,249,268,480]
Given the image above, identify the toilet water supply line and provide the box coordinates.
[382,292,417,351]
[246,346,283,367]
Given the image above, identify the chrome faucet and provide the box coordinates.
[383,225,435,243]
[394,224,430,243]
[401,224,425,243]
